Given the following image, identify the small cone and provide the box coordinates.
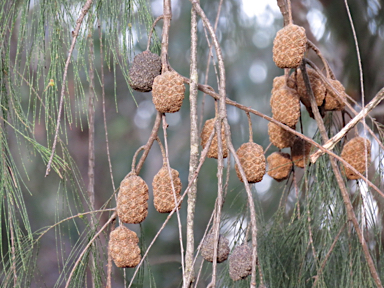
[324,79,347,111]
[117,174,149,224]
[152,165,182,213]
[109,226,141,268]
[271,76,296,107]
[294,68,326,108]
[341,137,371,180]
[270,86,301,127]
[268,122,295,149]
[129,51,161,92]
[152,71,185,113]
[267,152,292,181]
[273,24,307,68]
[229,244,252,281]
[235,142,266,183]
[201,118,228,159]
[291,137,312,168]
[201,233,230,263]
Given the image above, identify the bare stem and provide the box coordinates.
[184,2,199,286]
[46,0,94,176]
[146,15,164,51]
[162,115,185,278]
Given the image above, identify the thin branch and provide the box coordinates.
[106,219,116,288]
[98,17,117,197]
[64,212,117,288]
[146,15,164,51]
[46,0,94,176]
[276,0,290,26]
[184,1,199,286]
[162,115,185,278]
[135,111,162,174]
[87,27,96,288]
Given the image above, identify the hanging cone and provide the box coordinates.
[293,67,326,108]
[201,118,228,159]
[229,244,252,281]
[341,137,371,180]
[201,233,230,263]
[324,79,347,111]
[152,165,182,213]
[152,71,185,113]
[270,86,301,127]
[291,137,312,168]
[129,51,161,92]
[108,226,141,268]
[235,142,266,183]
[273,24,307,68]
[268,122,295,149]
[267,152,292,181]
[117,174,149,224]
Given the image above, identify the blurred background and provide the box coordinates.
[1,0,384,287]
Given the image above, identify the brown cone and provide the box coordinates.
[268,122,295,149]
[294,68,326,108]
[270,86,300,127]
[152,165,182,213]
[201,118,228,159]
[201,233,230,263]
[291,137,312,168]
[117,174,149,224]
[229,244,252,281]
[267,152,292,181]
[341,137,371,180]
[324,79,347,111]
[235,142,266,183]
[271,76,296,106]
[129,51,161,92]
[273,24,307,68]
[109,226,141,268]
[152,71,185,113]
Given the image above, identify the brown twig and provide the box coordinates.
[184,2,199,286]
[146,15,164,51]
[162,115,185,277]
[106,218,116,288]
[306,39,334,79]
[46,0,94,176]
[87,26,96,288]
[276,0,290,26]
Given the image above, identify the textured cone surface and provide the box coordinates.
[324,79,347,111]
[129,51,161,92]
[273,24,307,68]
[201,118,228,159]
[201,233,230,263]
[267,152,292,181]
[268,122,295,149]
[271,86,300,127]
[153,165,182,213]
[117,174,149,224]
[109,226,141,268]
[341,137,371,180]
[152,71,185,113]
[229,244,252,281]
[270,76,296,106]
[291,137,312,168]
[235,142,266,183]
[294,68,326,107]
